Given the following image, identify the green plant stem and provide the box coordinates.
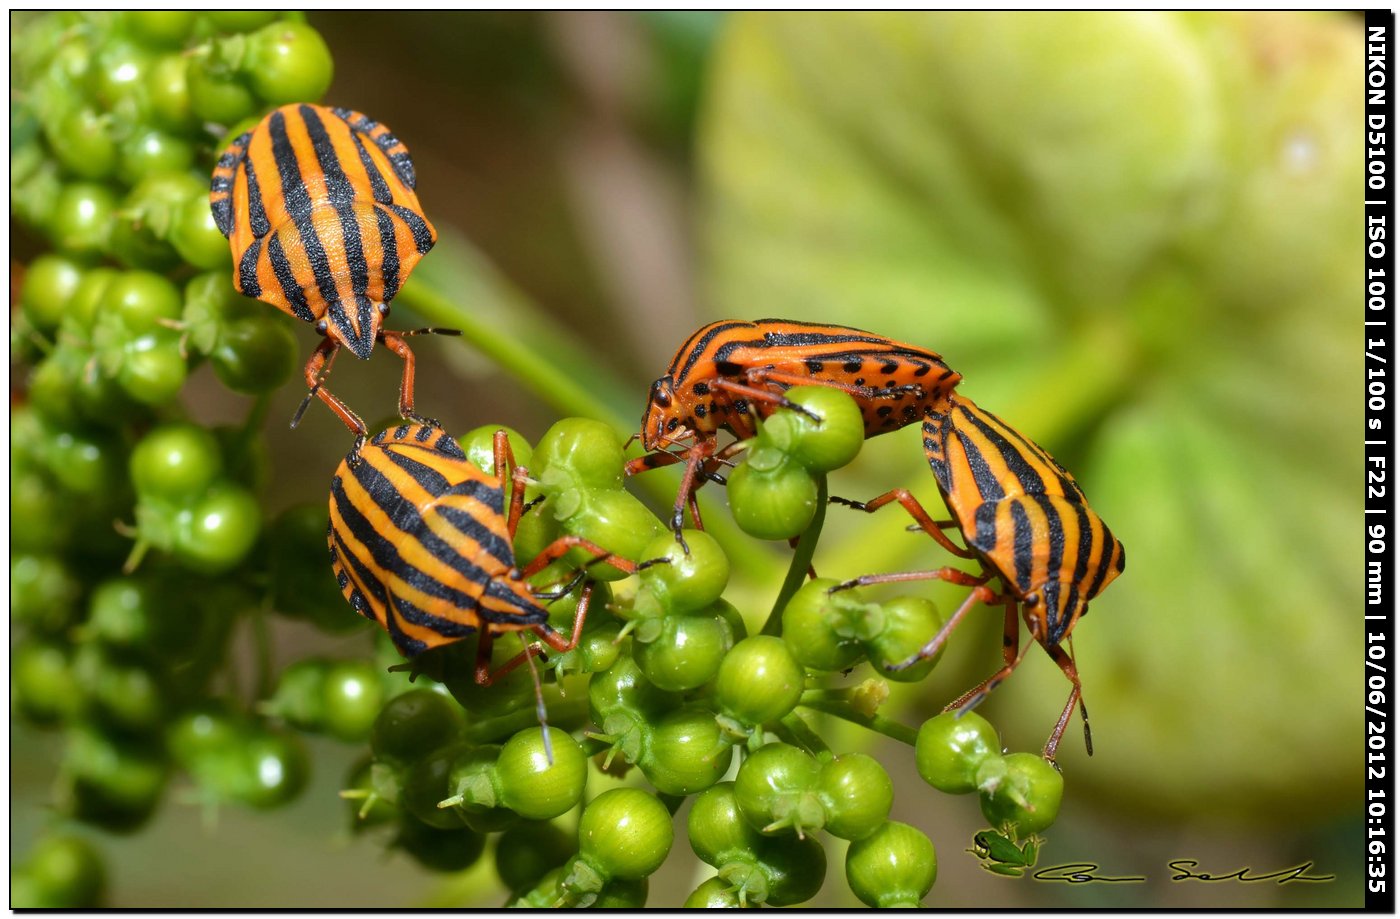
[799,699,918,747]
[777,711,831,760]
[761,475,827,636]
[394,281,629,431]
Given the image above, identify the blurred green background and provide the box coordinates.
[12,11,1364,907]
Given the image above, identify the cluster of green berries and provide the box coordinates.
[11,10,1070,908]
[10,12,342,906]
[315,404,1062,907]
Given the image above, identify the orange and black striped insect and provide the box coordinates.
[211,103,451,436]
[833,394,1125,762]
[327,423,640,683]
[627,318,962,539]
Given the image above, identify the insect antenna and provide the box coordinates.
[518,632,554,765]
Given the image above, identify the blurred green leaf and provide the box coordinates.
[700,11,1361,819]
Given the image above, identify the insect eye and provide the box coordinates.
[650,379,672,409]
[315,320,329,334]
[378,302,390,316]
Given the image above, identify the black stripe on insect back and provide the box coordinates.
[384,204,434,255]
[376,450,514,566]
[268,110,313,222]
[266,233,316,323]
[354,449,514,571]
[330,473,490,613]
[301,106,374,304]
[345,129,396,205]
[238,238,263,299]
[300,104,357,206]
[1010,499,1035,594]
[243,155,271,239]
[375,206,401,301]
[673,321,750,383]
[959,403,1048,498]
[956,427,1007,503]
[331,528,429,657]
[1085,522,1120,601]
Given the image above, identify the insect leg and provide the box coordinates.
[709,378,822,424]
[667,439,720,550]
[749,368,921,402]
[1041,641,1091,763]
[492,428,531,539]
[943,599,1034,717]
[829,490,976,559]
[874,578,1001,671]
[295,338,367,435]
[519,536,639,580]
[378,330,440,429]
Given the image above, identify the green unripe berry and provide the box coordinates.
[234,728,309,809]
[496,727,588,821]
[733,743,822,836]
[749,833,827,906]
[130,423,222,501]
[577,788,674,880]
[715,636,805,726]
[759,386,864,473]
[635,610,731,692]
[845,821,937,908]
[495,821,575,894]
[170,194,231,270]
[396,816,487,873]
[459,424,533,477]
[371,689,465,766]
[12,641,82,726]
[688,782,762,868]
[402,742,472,829]
[11,554,82,635]
[592,877,649,908]
[726,453,818,540]
[915,710,1001,795]
[639,706,734,795]
[245,22,334,103]
[266,658,329,731]
[978,752,1063,836]
[117,129,195,184]
[125,10,197,47]
[187,55,256,124]
[867,596,944,683]
[60,727,168,833]
[684,876,752,909]
[211,316,299,394]
[49,183,116,255]
[18,834,106,909]
[637,529,730,613]
[118,334,187,405]
[817,753,893,841]
[173,482,260,574]
[533,417,626,491]
[101,271,184,332]
[21,255,84,334]
[781,578,872,671]
[47,108,118,181]
[321,660,383,742]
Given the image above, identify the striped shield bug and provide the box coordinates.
[627,318,962,540]
[210,103,455,436]
[832,394,1125,762]
[327,423,640,686]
